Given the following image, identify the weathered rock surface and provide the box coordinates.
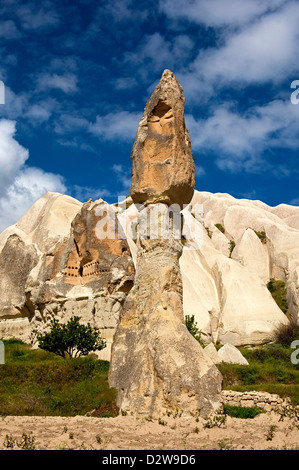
[0,192,82,342]
[109,204,223,417]
[203,342,221,365]
[130,69,195,208]
[109,70,222,418]
[0,188,297,350]
[181,190,296,346]
[217,343,249,365]
[0,193,135,359]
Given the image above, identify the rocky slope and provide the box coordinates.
[0,189,297,352]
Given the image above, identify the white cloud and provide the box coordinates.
[157,1,299,178]
[193,2,299,86]
[195,164,206,178]
[0,119,28,194]
[102,0,149,23]
[73,184,113,203]
[0,19,22,39]
[186,99,299,173]
[0,88,57,124]
[24,103,52,123]
[162,1,299,105]
[115,77,138,90]
[112,163,132,193]
[0,87,28,120]
[16,1,60,31]
[36,73,78,94]
[160,0,286,27]
[0,119,66,232]
[0,167,66,232]
[122,33,194,78]
[89,110,141,142]
[54,113,89,135]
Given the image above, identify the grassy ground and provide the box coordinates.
[0,339,298,417]
[0,339,118,417]
[218,343,299,405]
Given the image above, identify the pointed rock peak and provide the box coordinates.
[143,70,184,117]
[130,70,195,208]
[158,69,184,94]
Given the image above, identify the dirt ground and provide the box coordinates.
[0,410,298,451]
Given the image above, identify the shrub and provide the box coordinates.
[215,223,225,233]
[229,240,236,257]
[185,314,203,346]
[205,226,212,239]
[236,366,261,385]
[274,318,299,346]
[17,432,37,450]
[3,435,16,449]
[223,404,264,419]
[267,278,289,314]
[203,408,227,428]
[254,230,267,244]
[37,316,106,359]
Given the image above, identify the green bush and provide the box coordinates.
[205,226,212,238]
[229,240,236,257]
[274,319,299,345]
[185,314,204,346]
[215,223,225,233]
[267,278,288,314]
[236,366,261,385]
[37,316,106,358]
[254,230,267,244]
[223,404,264,419]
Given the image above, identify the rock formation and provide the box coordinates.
[179,191,292,346]
[108,70,223,418]
[217,343,249,365]
[0,192,295,353]
[130,69,195,208]
[0,193,134,359]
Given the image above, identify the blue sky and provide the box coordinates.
[0,0,299,231]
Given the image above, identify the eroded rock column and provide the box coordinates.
[109,70,222,418]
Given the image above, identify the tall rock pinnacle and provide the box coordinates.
[130,69,195,208]
[109,70,222,418]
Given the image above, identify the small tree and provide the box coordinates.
[37,316,106,358]
[185,314,203,346]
